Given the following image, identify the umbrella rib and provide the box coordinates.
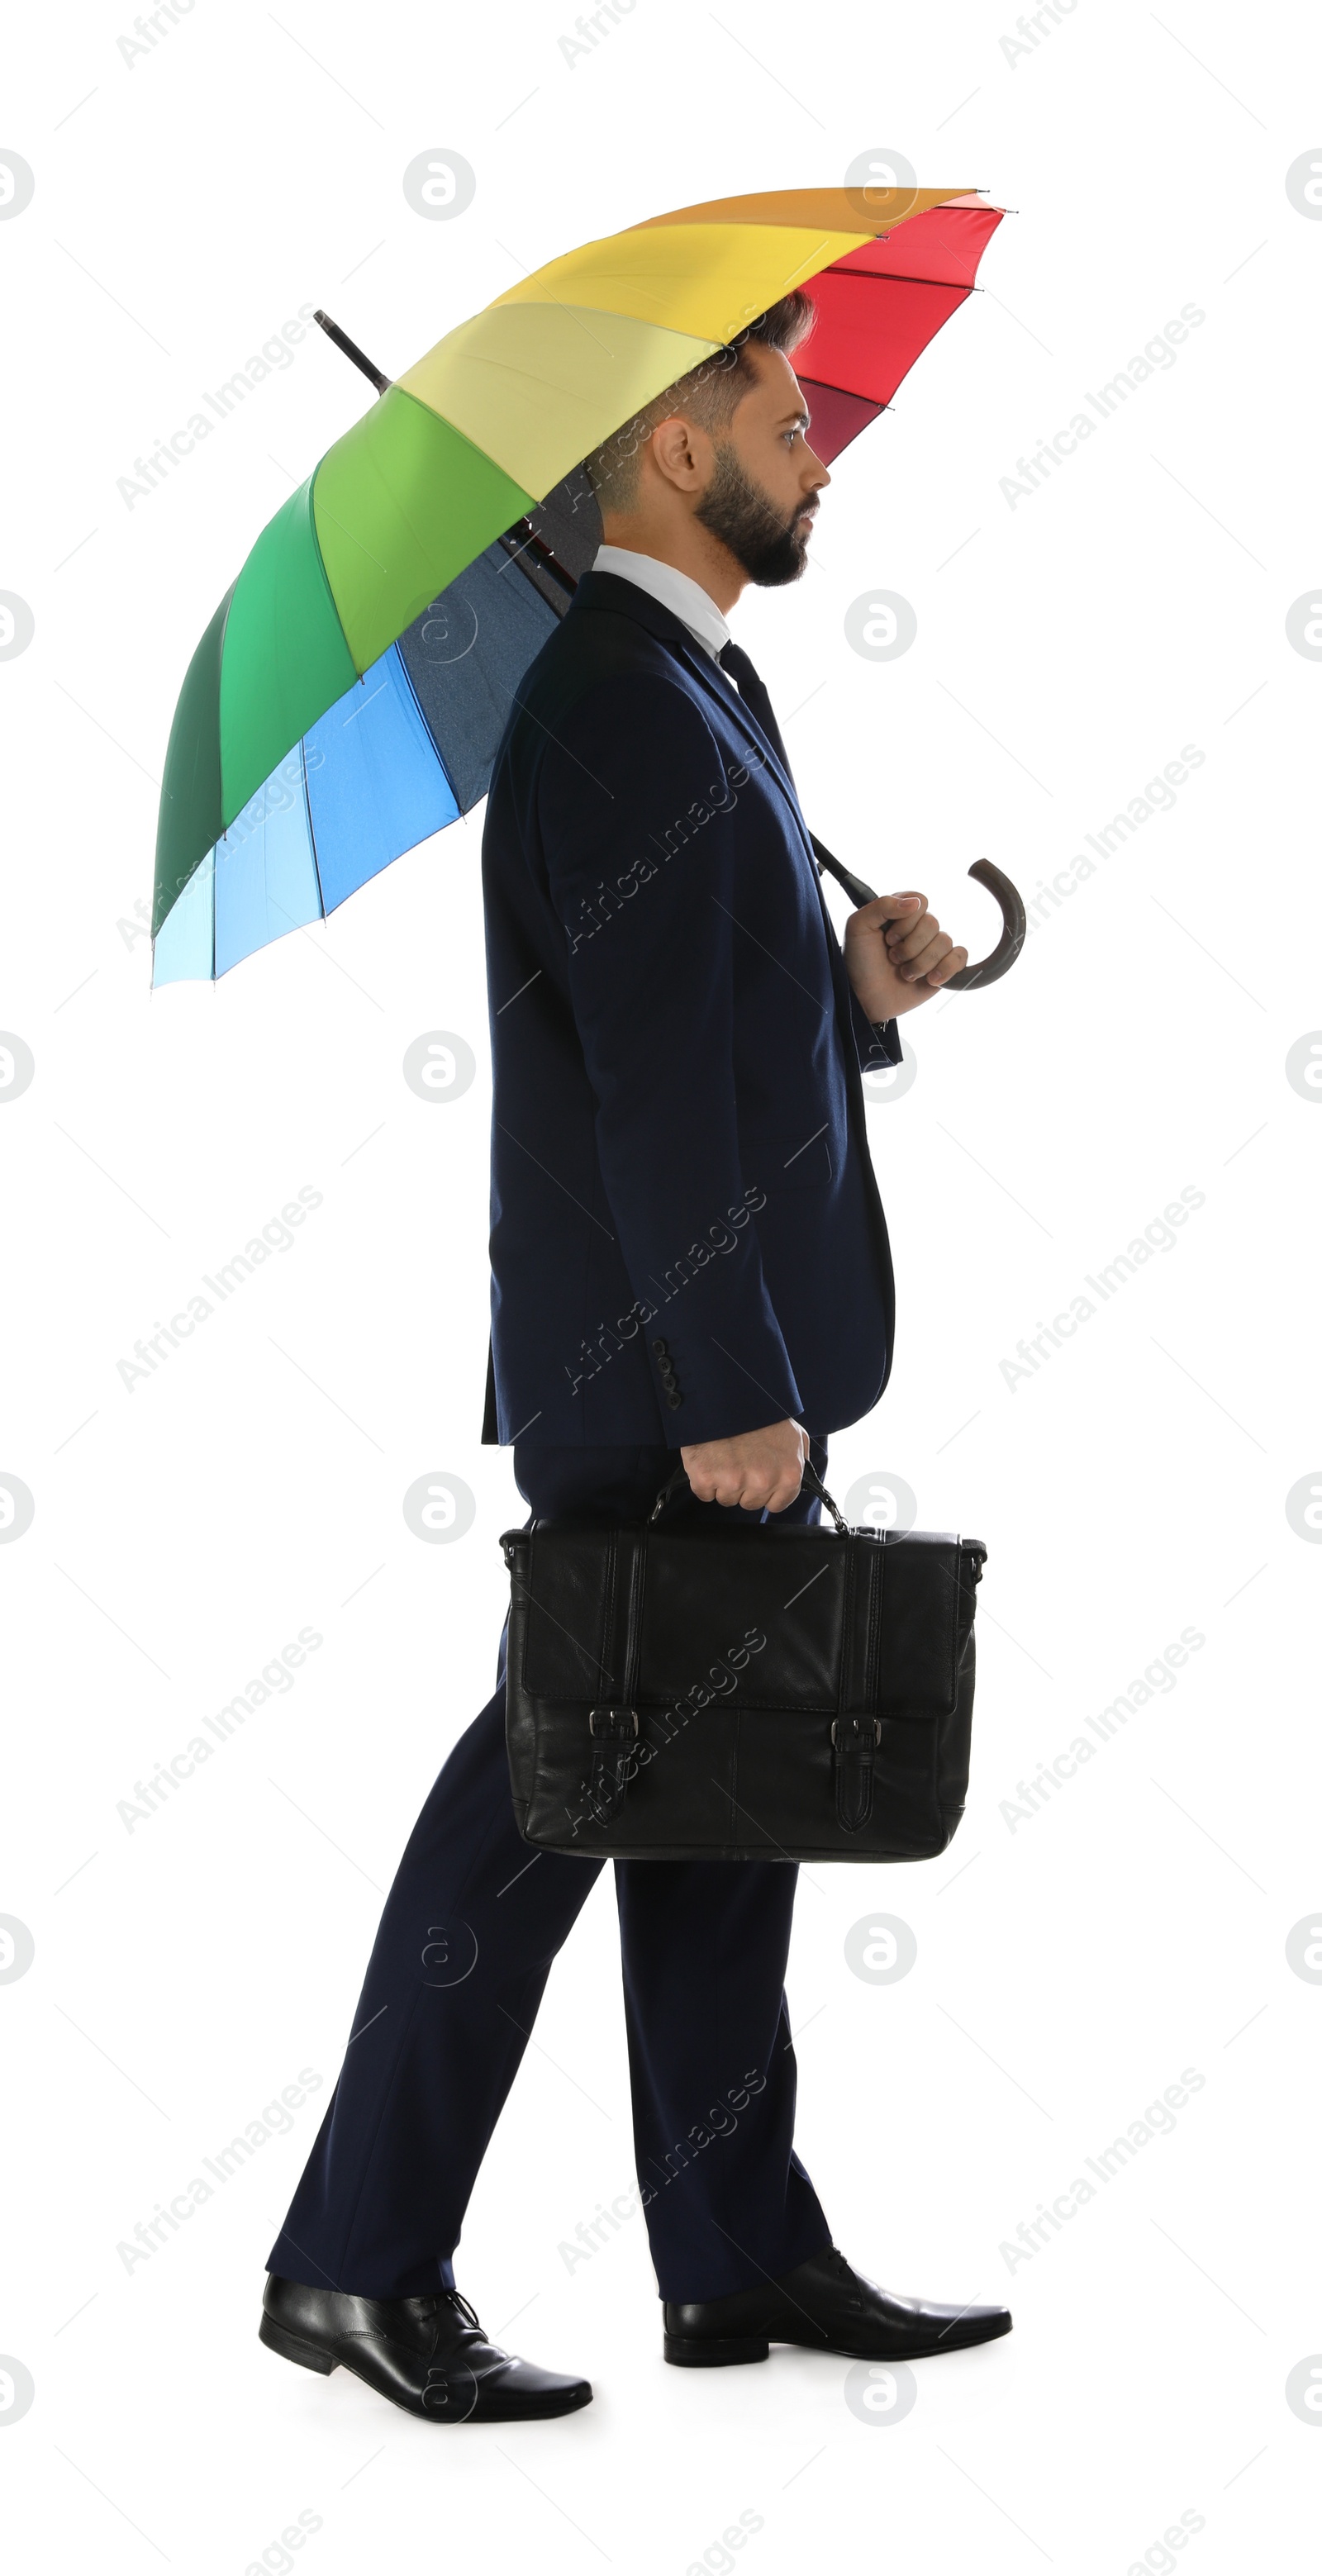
[432,354,621,417]
[312,501,389,577]
[522,295,619,359]
[819,269,977,292]
[299,736,328,922]
[493,246,626,357]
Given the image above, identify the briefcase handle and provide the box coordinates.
[649,1454,849,1534]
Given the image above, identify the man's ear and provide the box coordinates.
[648,412,705,494]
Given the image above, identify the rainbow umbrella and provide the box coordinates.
[150,185,1004,986]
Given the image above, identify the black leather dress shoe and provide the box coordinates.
[663,2245,1011,2367]
[260,2275,592,2421]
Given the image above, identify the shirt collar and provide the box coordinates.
[592,544,732,663]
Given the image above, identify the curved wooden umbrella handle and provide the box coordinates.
[942,858,1026,991]
[809,839,1026,992]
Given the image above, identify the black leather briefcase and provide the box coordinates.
[500,1461,987,1861]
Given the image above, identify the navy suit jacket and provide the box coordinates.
[479,569,903,1449]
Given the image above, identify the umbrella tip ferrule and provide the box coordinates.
[313,308,391,396]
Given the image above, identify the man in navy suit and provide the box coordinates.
[261,293,1011,2420]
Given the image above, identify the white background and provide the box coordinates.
[2,2,1320,2568]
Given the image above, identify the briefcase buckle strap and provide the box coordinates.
[830,1718,882,1750]
[588,1705,640,1738]
[585,1706,639,1827]
[831,1715,882,1836]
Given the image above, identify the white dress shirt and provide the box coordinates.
[592,543,734,676]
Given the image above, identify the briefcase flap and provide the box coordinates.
[506,1523,984,1719]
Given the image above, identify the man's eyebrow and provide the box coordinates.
[782,404,811,430]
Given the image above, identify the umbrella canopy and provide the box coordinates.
[151,185,1003,986]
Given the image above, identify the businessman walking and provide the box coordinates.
[260,291,1011,2421]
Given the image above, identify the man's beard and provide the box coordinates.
[694,441,813,587]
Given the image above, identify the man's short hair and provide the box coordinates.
[582,291,816,516]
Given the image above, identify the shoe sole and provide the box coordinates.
[663,2314,1012,2368]
[259,2312,592,2418]
[260,2314,336,2374]
[663,2333,771,2367]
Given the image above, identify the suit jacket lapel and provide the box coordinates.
[568,567,854,1006]
[669,627,863,1028]
[563,573,888,1303]
[568,571,813,848]
[678,639,809,825]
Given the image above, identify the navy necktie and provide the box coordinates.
[716,639,796,787]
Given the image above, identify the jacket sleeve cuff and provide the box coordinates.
[653,1319,805,1451]
[848,985,905,1077]
[619,1248,806,1449]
